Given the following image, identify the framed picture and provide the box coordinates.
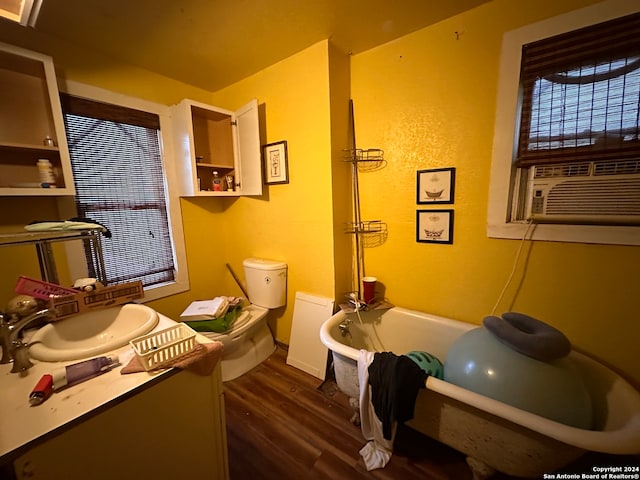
[263,140,289,184]
[416,167,455,204]
[416,209,454,244]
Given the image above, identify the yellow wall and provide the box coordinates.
[198,41,346,343]
[161,41,347,342]
[0,19,214,308]
[1,0,638,386]
[0,21,346,344]
[350,0,640,386]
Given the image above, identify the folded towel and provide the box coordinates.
[25,217,112,238]
[121,341,224,376]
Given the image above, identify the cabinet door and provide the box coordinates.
[0,42,75,196]
[171,100,198,195]
[12,368,228,480]
[232,99,262,196]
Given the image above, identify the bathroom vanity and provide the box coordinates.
[0,314,229,480]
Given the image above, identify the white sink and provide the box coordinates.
[29,304,159,362]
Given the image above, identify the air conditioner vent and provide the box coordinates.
[546,177,640,216]
[593,160,640,176]
[533,163,591,179]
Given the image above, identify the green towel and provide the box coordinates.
[185,304,242,333]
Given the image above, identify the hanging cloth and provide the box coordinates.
[368,351,428,440]
[357,350,394,470]
[357,350,428,470]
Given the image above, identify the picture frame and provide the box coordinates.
[416,209,454,244]
[416,167,455,204]
[263,140,289,184]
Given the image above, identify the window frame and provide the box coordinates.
[57,80,189,301]
[487,0,640,246]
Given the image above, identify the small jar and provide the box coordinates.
[37,159,57,188]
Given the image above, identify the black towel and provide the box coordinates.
[368,352,428,440]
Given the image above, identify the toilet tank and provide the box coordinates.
[243,258,287,308]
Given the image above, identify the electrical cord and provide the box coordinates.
[491,220,536,315]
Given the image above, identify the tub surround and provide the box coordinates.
[1,313,228,480]
[320,307,640,479]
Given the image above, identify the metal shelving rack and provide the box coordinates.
[0,229,107,285]
[343,101,388,300]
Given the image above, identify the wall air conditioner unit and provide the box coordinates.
[526,160,640,225]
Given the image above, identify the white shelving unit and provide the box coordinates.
[0,42,75,196]
[171,98,263,197]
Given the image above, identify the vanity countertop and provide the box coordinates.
[0,313,198,461]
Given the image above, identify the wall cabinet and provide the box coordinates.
[0,42,75,196]
[171,98,262,197]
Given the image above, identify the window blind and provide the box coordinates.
[516,12,640,167]
[61,94,175,287]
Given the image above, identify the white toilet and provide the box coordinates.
[204,258,287,381]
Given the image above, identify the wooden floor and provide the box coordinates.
[223,347,638,480]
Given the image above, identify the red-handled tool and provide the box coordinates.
[29,374,53,406]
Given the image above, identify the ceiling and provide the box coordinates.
[30,0,490,92]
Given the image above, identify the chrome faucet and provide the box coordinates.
[0,312,11,364]
[338,317,353,337]
[0,308,55,372]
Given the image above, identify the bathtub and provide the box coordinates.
[319,306,640,479]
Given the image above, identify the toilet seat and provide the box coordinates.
[200,309,253,341]
[201,303,274,381]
